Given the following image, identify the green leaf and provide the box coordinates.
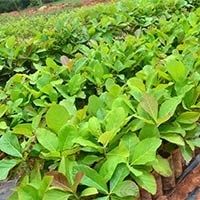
[140,93,158,121]
[161,133,184,146]
[165,57,186,82]
[176,112,200,124]
[158,96,182,125]
[75,165,108,193]
[58,124,79,151]
[46,58,58,69]
[0,104,7,118]
[13,123,33,137]
[113,180,139,198]
[67,74,85,95]
[81,187,98,197]
[152,155,172,177]
[0,121,8,130]
[105,107,127,131]
[120,133,139,159]
[43,189,70,200]
[36,128,59,152]
[18,185,40,200]
[110,164,129,192]
[59,157,75,185]
[139,124,160,140]
[0,159,20,180]
[99,144,129,182]
[131,138,161,165]
[0,133,22,158]
[134,172,157,195]
[46,104,70,133]
[88,117,102,137]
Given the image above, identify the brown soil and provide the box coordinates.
[167,164,200,200]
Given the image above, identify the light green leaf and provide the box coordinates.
[13,123,33,137]
[166,57,186,82]
[43,189,70,200]
[0,104,7,118]
[139,124,160,140]
[113,180,139,198]
[152,155,172,177]
[58,125,79,151]
[176,112,200,124]
[131,138,161,165]
[158,96,182,125]
[134,172,157,195]
[99,144,129,182]
[0,159,20,180]
[0,133,22,158]
[18,185,40,200]
[105,107,127,131]
[110,164,129,192]
[76,165,108,193]
[46,104,70,133]
[140,93,158,121]
[81,187,98,197]
[120,133,139,158]
[0,121,8,130]
[161,133,184,146]
[36,128,59,151]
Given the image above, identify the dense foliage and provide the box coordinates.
[0,0,200,199]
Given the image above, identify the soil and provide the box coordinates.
[167,164,200,200]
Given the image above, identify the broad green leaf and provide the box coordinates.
[152,155,172,177]
[0,133,22,158]
[0,159,20,180]
[176,112,200,124]
[46,58,58,69]
[43,189,70,200]
[13,123,33,137]
[99,144,129,182]
[88,95,104,117]
[110,164,129,192]
[105,107,127,131]
[81,187,98,197]
[59,157,75,185]
[165,57,186,82]
[98,130,115,146]
[0,121,8,130]
[113,180,139,198]
[0,104,7,118]
[134,172,157,195]
[128,165,143,177]
[67,74,85,95]
[88,117,102,137]
[58,124,79,151]
[75,165,108,193]
[161,133,184,146]
[36,128,59,152]
[160,123,186,137]
[105,79,122,97]
[38,176,53,198]
[46,104,70,133]
[139,124,160,140]
[140,93,158,121]
[18,185,40,200]
[120,133,139,159]
[158,96,182,125]
[131,138,161,165]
